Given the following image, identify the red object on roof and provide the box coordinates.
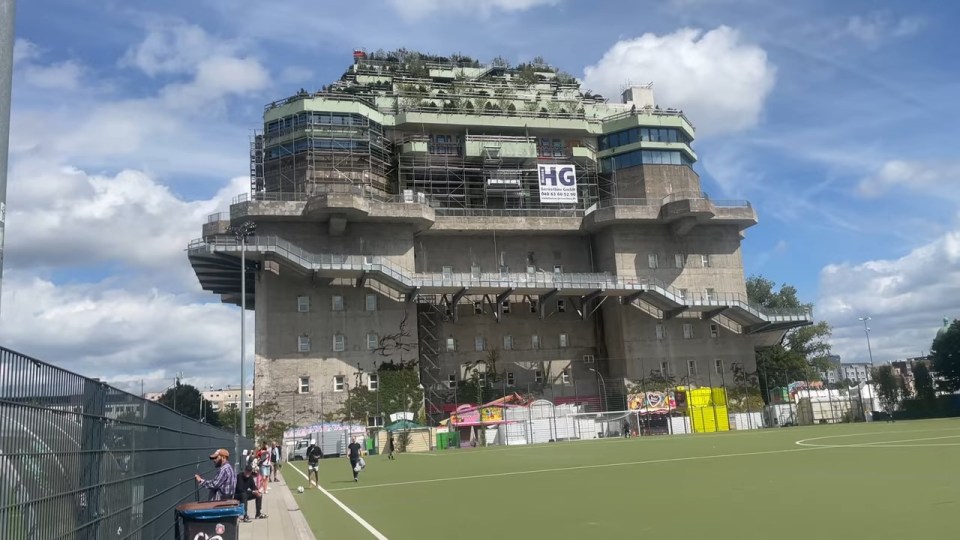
[353,49,367,59]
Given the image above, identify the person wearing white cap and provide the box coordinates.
[306,438,323,488]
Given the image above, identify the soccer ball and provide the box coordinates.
[297,486,304,494]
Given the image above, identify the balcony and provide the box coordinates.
[464,135,537,159]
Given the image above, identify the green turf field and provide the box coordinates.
[282,419,960,539]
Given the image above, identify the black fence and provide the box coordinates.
[0,346,254,539]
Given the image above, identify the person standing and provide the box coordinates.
[306,438,322,488]
[271,442,282,482]
[347,437,362,482]
[387,435,395,460]
[194,449,237,501]
[257,443,272,493]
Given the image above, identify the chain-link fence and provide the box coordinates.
[0,346,253,540]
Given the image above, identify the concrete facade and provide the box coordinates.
[187,51,812,428]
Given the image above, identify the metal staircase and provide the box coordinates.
[416,301,446,423]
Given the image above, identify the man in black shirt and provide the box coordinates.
[347,437,362,482]
[306,438,322,488]
[234,465,266,522]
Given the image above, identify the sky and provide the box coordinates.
[1,0,958,393]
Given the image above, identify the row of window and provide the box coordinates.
[298,333,381,353]
[648,253,713,269]
[600,150,694,172]
[297,357,726,395]
[598,127,690,150]
[265,112,373,136]
[265,138,370,159]
[452,333,581,352]
[297,294,378,313]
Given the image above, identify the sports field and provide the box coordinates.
[282,419,960,539]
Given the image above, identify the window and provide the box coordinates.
[367,416,384,428]
[298,336,311,352]
[554,264,563,274]
[656,324,665,340]
[364,255,375,265]
[333,375,345,392]
[446,337,457,351]
[297,295,310,313]
[531,335,541,350]
[442,266,453,279]
[471,265,481,278]
[648,254,659,269]
[701,254,711,268]
[559,333,569,348]
[535,370,544,383]
[683,324,693,339]
[478,373,487,386]
[714,359,723,374]
[675,254,685,268]
[333,334,345,352]
[332,295,344,311]
[558,299,566,313]
[529,299,538,313]
[501,300,511,314]
[526,265,536,274]
[368,374,379,391]
[474,301,483,314]
[706,288,716,302]
[677,288,688,301]
[475,335,486,352]
[447,374,457,389]
[365,294,378,312]
[660,361,670,376]
[367,333,379,350]
[298,377,310,394]
[561,369,571,384]
[503,335,514,350]
[710,324,719,338]
[500,265,509,276]
[583,354,595,364]
[506,372,515,386]
[687,359,698,375]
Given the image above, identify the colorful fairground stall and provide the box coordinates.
[626,387,730,434]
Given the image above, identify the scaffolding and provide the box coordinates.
[255,109,394,197]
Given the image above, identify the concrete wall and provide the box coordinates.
[254,269,417,421]
[415,233,593,274]
[257,220,417,269]
[610,164,701,200]
[433,299,599,395]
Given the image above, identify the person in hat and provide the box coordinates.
[194,448,237,501]
[234,465,267,522]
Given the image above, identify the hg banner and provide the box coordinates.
[538,164,578,203]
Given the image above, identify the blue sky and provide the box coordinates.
[2,0,958,391]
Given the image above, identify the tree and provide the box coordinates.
[253,401,290,444]
[157,382,222,427]
[338,363,423,425]
[931,319,960,392]
[872,365,904,411]
[218,403,254,435]
[913,362,936,406]
[747,275,832,403]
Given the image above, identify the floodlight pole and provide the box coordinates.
[0,0,17,317]
[589,368,607,412]
[231,221,256,438]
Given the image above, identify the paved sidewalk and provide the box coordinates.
[238,475,315,540]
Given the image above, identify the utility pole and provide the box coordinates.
[0,0,17,316]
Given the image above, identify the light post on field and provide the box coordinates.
[588,368,607,412]
[0,0,16,315]
[858,316,875,370]
[230,221,256,438]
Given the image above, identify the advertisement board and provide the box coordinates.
[537,164,578,203]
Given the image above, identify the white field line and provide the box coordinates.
[288,463,389,539]
[795,426,960,448]
[326,445,830,493]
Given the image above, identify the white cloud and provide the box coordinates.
[818,229,960,364]
[845,13,925,47]
[12,38,40,65]
[121,22,238,76]
[0,271,250,393]
[388,0,560,21]
[858,160,960,198]
[159,55,270,109]
[19,61,84,90]
[582,26,776,136]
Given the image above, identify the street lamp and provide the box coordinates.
[588,368,607,412]
[229,221,256,438]
[858,316,875,370]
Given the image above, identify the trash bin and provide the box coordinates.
[176,500,244,540]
